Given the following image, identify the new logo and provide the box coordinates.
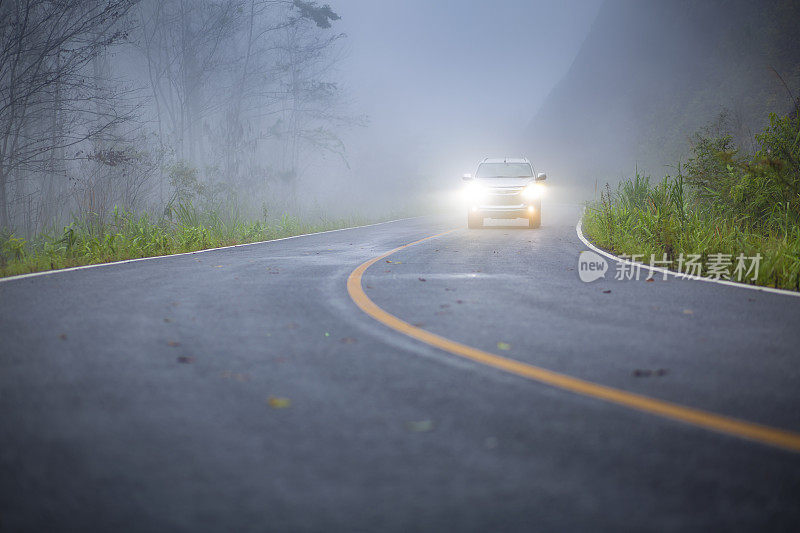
[578,250,608,282]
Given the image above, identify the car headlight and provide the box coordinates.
[463,182,486,202]
[522,183,544,200]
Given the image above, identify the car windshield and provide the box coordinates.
[475,162,533,178]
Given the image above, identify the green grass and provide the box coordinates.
[582,108,800,291]
[0,204,380,278]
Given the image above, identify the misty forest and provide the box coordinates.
[1,0,356,263]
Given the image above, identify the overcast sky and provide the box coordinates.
[329,0,602,184]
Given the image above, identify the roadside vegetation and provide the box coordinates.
[0,203,377,278]
[583,102,800,291]
[0,149,398,279]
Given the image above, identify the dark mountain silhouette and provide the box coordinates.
[526,0,800,194]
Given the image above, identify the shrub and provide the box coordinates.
[584,106,800,291]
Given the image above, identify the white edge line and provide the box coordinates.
[576,216,800,299]
[1,216,422,284]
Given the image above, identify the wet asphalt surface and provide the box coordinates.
[1,205,800,532]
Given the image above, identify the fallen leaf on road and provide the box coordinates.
[405,420,434,432]
[324,332,330,337]
[340,337,357,344]
[177,356,194,364]
[602,289,612,294]
[418,277,426,282]
[646,277,655,282]
[385,260,392,263]
[267,396,291,408]
[633,368,668,377]
[215,265,223,268]
[683,309,693,315]
[167,341,181,347]
[497,342,511,350]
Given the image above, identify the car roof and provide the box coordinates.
[479,157,530,164]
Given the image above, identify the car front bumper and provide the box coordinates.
[471,202,539,219]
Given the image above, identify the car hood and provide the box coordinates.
[476,177,534,188]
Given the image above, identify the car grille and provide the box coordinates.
[485,187,523,206]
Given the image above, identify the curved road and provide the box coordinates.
[2,207,800,531]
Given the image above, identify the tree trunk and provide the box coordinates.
[0,164,9,230]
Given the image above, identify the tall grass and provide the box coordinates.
[583,107,800,291]
[0,203,377,278]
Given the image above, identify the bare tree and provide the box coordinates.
[272,9,346,187]
[0,0,137,233]
[218,1,348,192]
[136,0,240,163]
[136,0,350,207]
[1,0,353,234]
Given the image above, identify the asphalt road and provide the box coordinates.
[2,206,800,532]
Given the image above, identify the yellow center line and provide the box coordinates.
[347,229,800,453]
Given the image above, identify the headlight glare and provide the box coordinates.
[522,183,544,200]
[463,182,486,202]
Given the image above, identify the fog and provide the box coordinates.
[330,0,601,210]
[3,0,798,237]
[526,0,800,199]
[15,1,791,249]
[0,0,609,236]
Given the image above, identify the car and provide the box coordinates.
[461,157,547,229]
